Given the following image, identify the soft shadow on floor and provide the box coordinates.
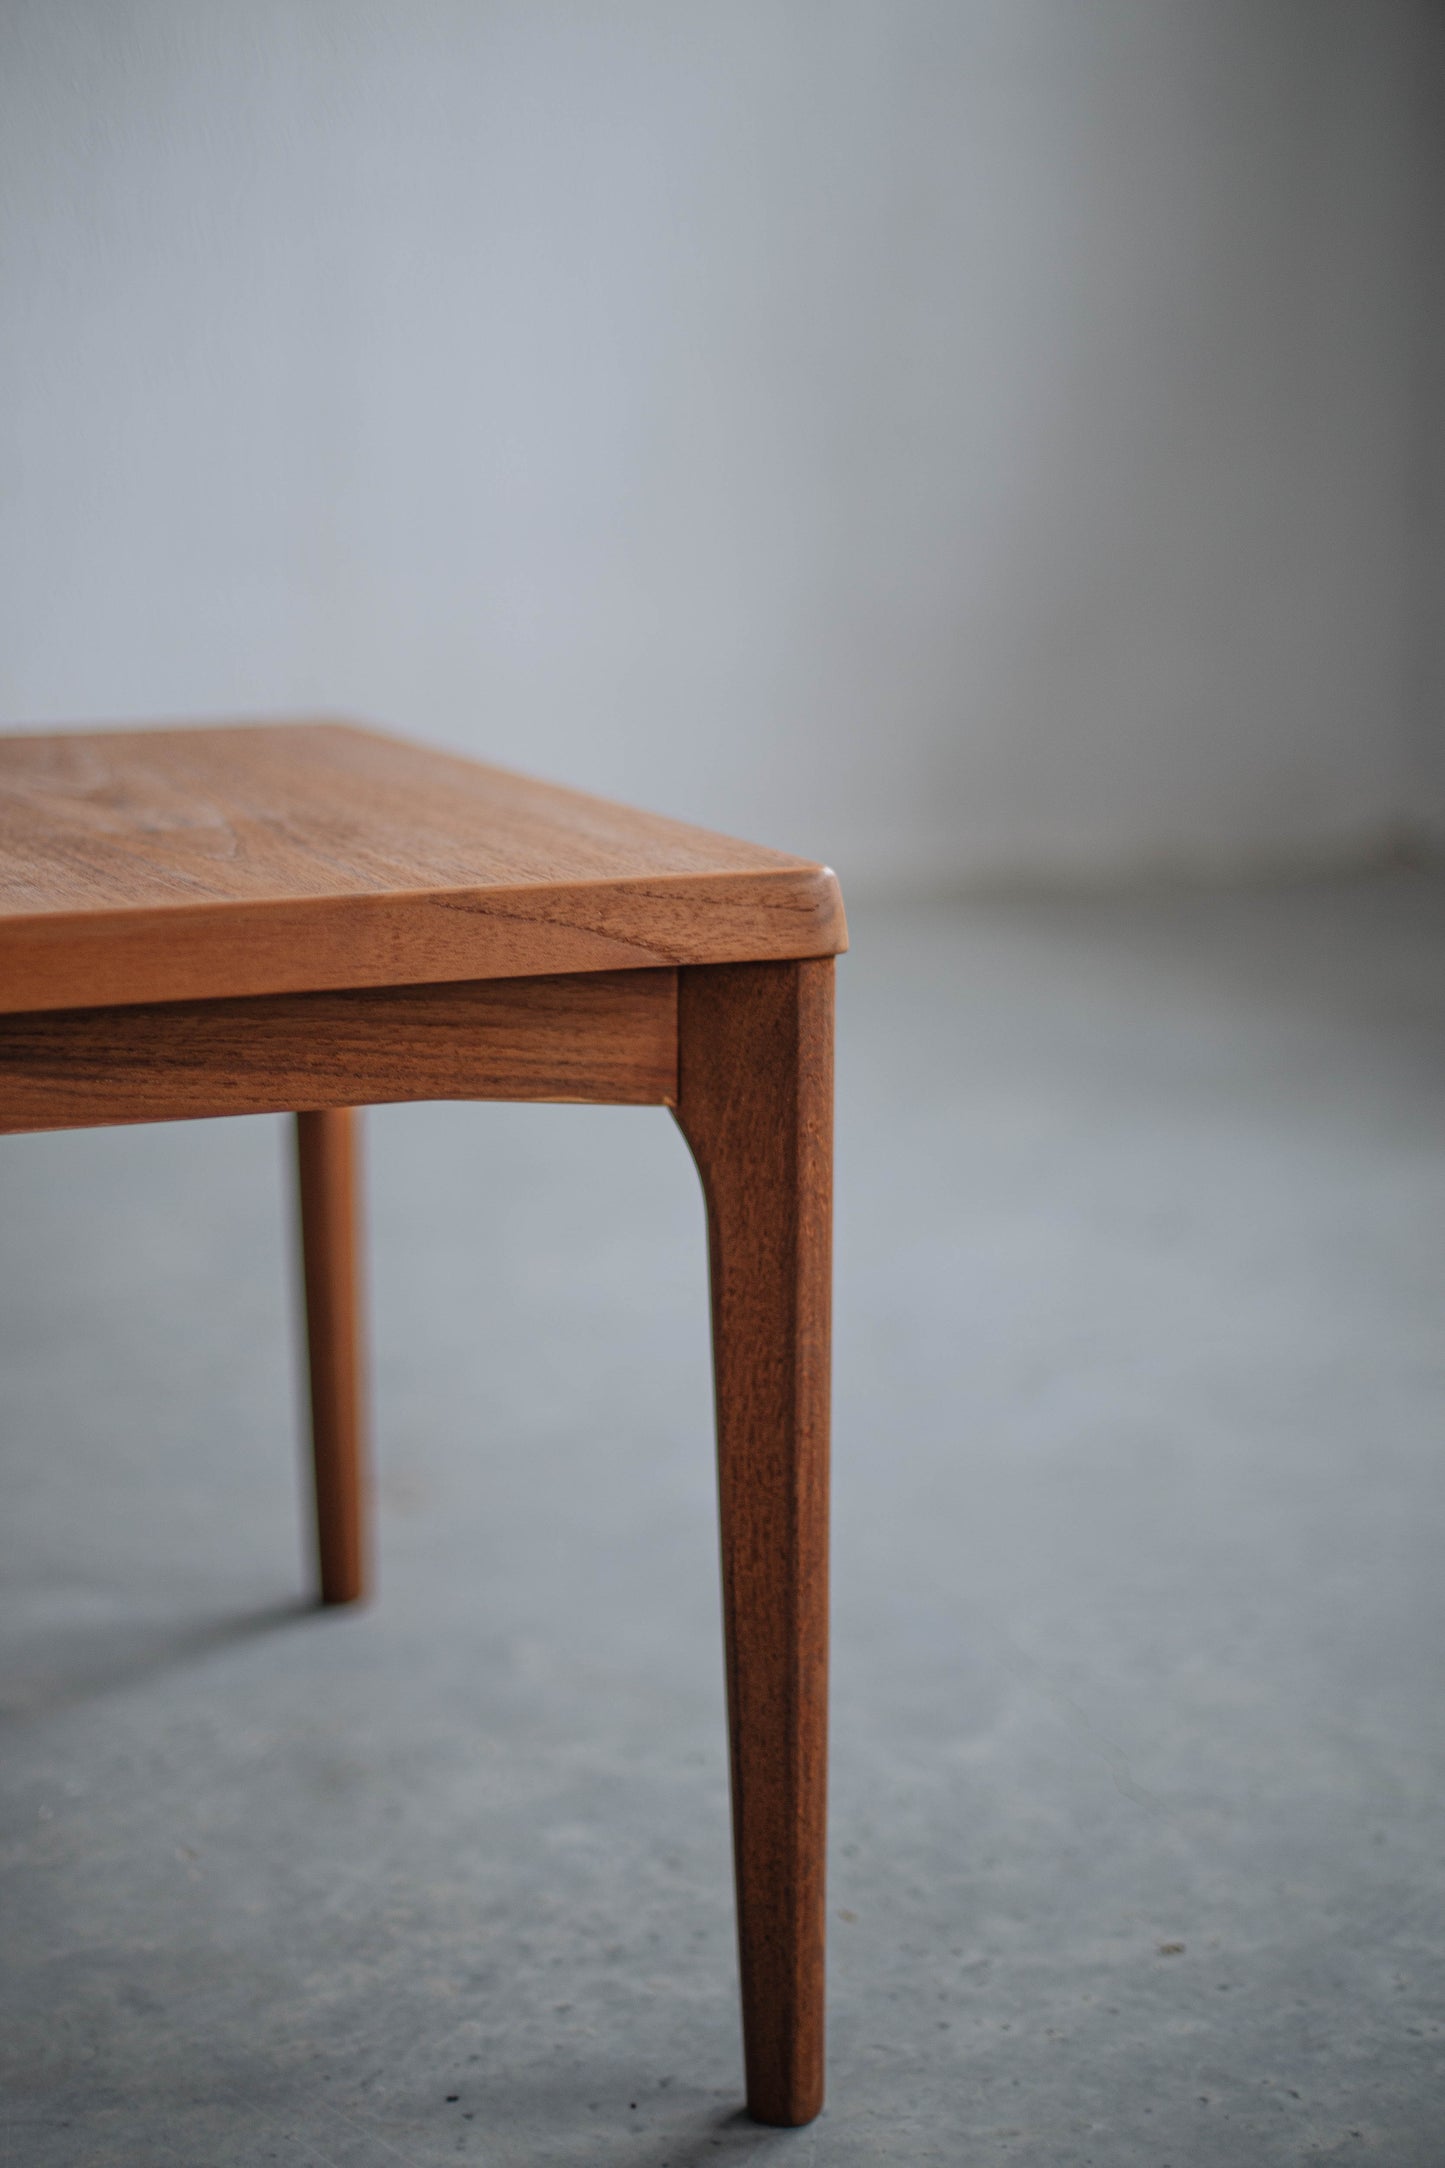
[0,1596,316,1725]
[3,2083,819,2168]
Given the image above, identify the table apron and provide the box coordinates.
[0,968,679,1133]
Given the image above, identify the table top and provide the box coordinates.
[0,721,846,1014]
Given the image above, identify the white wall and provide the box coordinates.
[0,0,1435,888]
[1423,0,1445,842]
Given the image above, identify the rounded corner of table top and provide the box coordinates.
[788,863,849,963]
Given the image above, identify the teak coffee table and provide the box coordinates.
[0,720,846,2127]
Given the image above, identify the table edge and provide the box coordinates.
[0,863,848,1015]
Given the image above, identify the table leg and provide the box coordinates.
[295,1107,369,1605]
[674,959,833,2126]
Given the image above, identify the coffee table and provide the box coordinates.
[0,719,846,2127]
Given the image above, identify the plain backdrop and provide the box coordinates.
[1,0,1441,888]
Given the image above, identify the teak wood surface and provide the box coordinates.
[0,969,677,1133]
[0,720,845,1012]
[0,721,843,2128]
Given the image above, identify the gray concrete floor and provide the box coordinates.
[3,880,1445,2166]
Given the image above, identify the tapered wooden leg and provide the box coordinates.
[673,959,833,2128]
[295,1107,370,1605]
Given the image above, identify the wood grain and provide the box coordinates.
[673,958,833,2127]
[0,968,677,1134]
[295,1109,369,1607]
[0,722,847,1013]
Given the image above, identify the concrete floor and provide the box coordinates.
[3,880,1445,2166]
